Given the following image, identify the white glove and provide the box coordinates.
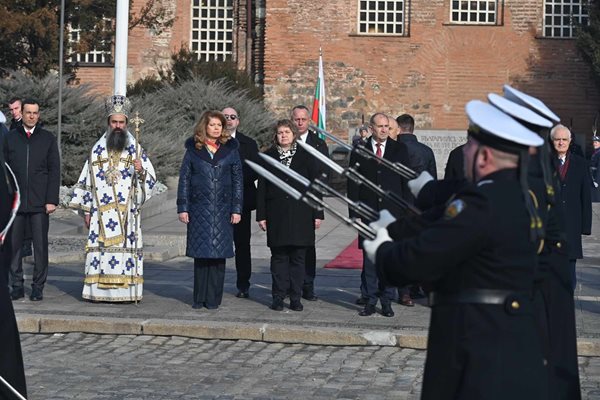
[594,182,599,188]
[408,171,434,198]
[369,209,396,231]
[363,227,392,264]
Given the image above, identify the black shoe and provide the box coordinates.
[302,292,318,301]
[10,288,24,301]
[30,287,43,301]
[192,302,203,309]
[359,304,377,316]
[236,290,249,299]
[381,303,395,317]
[290,300,304,311]
[270,297,284,311]
[355,296,368,305]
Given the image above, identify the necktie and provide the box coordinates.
[375,143,382,158]
[26,130,32,138]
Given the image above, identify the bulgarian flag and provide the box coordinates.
[311,48,326,139]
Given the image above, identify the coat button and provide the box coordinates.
[511,301,520,310]
[556,242,562,248]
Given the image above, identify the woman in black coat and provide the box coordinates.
[177,110,243,309]
[256,120,324,312]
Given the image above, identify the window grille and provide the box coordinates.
[68,24,111,64]
[450,1,498,24]
[191,0,234,61]
[357,0,406,35]
[543,0,589,38]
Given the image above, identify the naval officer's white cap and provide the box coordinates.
[466,100,544,151]
[487,93,553,130]
[503,85,560,123]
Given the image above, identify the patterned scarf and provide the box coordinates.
[205,139,220,157]
[277,142,297,167]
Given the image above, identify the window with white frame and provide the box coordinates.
[450,1,498,24]
[191,0,234,61]
[544,0,589,38]
[68,24,111,64]
[357,0,406,35]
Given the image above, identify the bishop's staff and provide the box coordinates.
[130,112,145,305]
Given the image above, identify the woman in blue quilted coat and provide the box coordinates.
[177,110,243,309]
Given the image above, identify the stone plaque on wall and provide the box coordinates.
[415,130,467,179]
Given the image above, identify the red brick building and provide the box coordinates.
[75,0,598,139]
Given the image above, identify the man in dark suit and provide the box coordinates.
[8,97,22,131]
[395,113,437,305]
[551,124,592,289]
[291,105,328,301]
[444,143,466,180]
[222,107,259,298]
[0,150,27,400]
[3,98,60,302]
[347,112,410,317]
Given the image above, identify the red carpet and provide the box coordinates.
[324,238,363,269]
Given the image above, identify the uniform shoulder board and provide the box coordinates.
[444,199,466,220]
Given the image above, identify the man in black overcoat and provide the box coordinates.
[364,100,549,399]
[551,123,592,289]
[444,143,466,180]
[347,112,410,317]
[3,99,60,302]
[291,105,328,301]
[0,148,28,400]
[222,107,259,298]
[7,98,22,131]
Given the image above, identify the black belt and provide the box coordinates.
[429,289,531,314]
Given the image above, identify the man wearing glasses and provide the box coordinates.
[222,107,259,299]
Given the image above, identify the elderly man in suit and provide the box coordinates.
[551,124,592,290]
[222,107,259,298]
[347,112,411,317]
[291,105,328,301]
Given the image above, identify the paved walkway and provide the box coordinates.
[11,190,600,354]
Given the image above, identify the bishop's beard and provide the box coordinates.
[107,128,129,153]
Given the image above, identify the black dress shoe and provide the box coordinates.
[302,292,318,301]
[355,296,368,305]
[381,303,395,317]
[359,304,377,316]
[30,288,43,301]
[192,302,203,309]
[236,290,249,299]
[270,297,284,311]
[290,300,304,311]
[10,288,24,301]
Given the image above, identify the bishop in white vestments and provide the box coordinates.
[69,95,156,302]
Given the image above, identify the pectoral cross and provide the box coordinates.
[120,154,135,169]
[92,155,110,170]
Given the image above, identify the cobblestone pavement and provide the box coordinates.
[18,333,600,400]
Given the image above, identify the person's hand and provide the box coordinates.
[45,204,56,214]
[178,212,189,224]
[408,171,434,198]
[134,159,143,173]
[258,220,267,231]
[231,213,241,224]
[84,213,91,229]
[314,219,322,229]
[363,227,392,264]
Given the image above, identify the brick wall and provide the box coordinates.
[263,0,600,141]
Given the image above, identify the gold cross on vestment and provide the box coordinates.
[120,154,135,169]
[92,155,110,170]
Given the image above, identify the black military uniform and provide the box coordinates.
[488,88,581,399]
[0,154,27,400]
[371,100,548,399]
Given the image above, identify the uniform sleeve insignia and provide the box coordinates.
[444,199,466,220]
